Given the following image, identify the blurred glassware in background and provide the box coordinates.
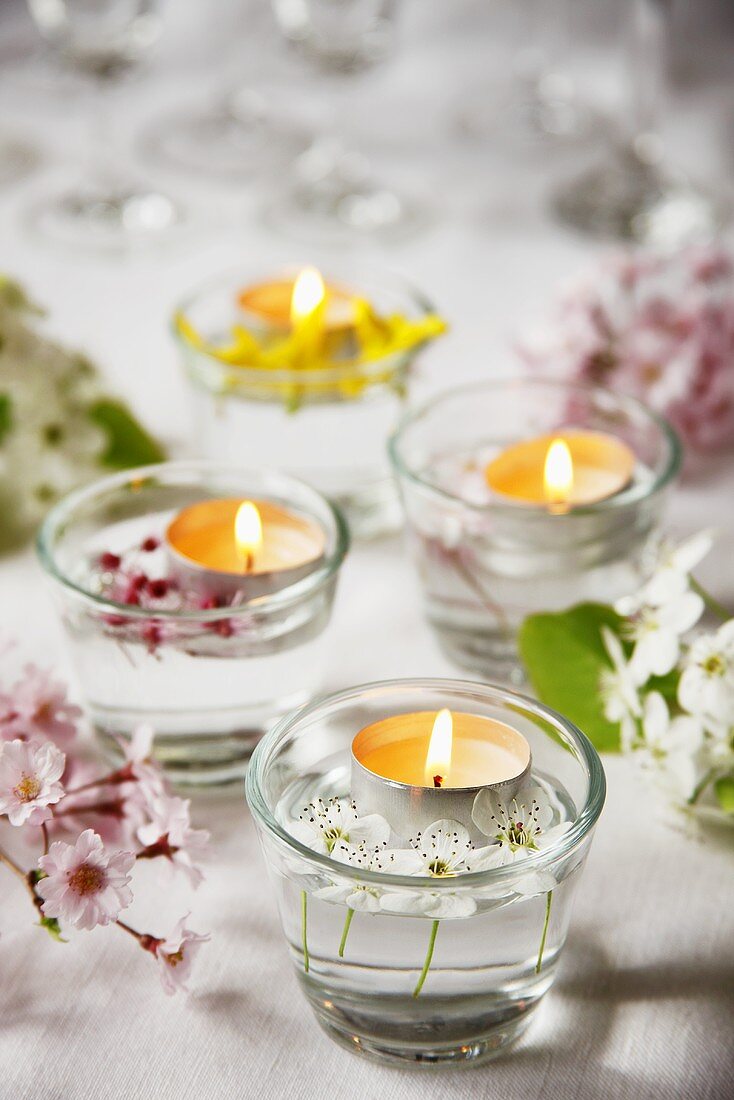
[266,0,429,242]
[553,0,727,243]
[461,0,598,153]
[141,83,309,182]
[0,132,40,187]
[24,0,185,252]
[140,0,308,182]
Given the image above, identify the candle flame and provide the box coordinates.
[425,708,453,787]
[235,501,263,572]
[290,267,325,324]
[544,438,573,510]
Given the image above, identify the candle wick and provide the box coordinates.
[433,774,443,788]
[242,550,253,574]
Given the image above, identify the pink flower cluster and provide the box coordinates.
[0,664,209,995]
[522,245,734,455]
[96,536,244,652]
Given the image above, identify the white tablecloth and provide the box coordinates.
[1,3,733,1098]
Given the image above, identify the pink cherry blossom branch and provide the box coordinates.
[0,849,49,924]
[0,846,26,882]
[51,798,126,820]
[115,918,162,955]
[63,763,137,797]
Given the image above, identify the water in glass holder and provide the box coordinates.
[389,379,681,683]
[246,679,605,1067]
[172,264,437,541]
[37,462,348,786]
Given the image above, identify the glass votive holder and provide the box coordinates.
[389,379,681,683]
[172,263,437,541]
[246,678,606,1067]
[37,461,349,786]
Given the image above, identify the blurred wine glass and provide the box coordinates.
[267,0,428,242]
[141,0,307,182]
[462,0,597,153]
[25,0,184,251]
[553,0,726,243]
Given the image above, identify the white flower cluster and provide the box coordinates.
[601,532,734,810]
[289,785,570,920]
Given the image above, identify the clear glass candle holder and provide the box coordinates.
[246,678,606,1068]
[389,379,681,683]
[172,263,436,541]
[37,462,348,786]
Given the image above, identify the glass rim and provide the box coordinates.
[171,262,436,386]
[245,677,607,891]
[36,460,350,621]
[387,377,682,517]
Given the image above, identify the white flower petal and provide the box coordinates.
[349,813,391,848]
[382,849,425,876]
[659,592,704,634]
[420,893,477,919]
[670,530,714,575]
[514,869,557,897]
[379,890,432,916]
[347,889,381,912]
[642,691,669,744]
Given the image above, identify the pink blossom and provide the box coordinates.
[154,916,210,995]
[50,757,138,846]
[117,724,169,804]
[137,795,209,887]
[0,739,65,826]
[37,829,135,930]
[0,665,82,746]
[521,244,734,456]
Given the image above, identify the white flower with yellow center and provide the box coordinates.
[679,621,734,726]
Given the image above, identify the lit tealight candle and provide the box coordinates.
[238,270,355,334]
[485,430,635,510]
[351,709,531,840]
[166,497,326,598]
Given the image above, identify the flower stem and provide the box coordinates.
[0,847,27,882]
[413,919,439,998]
[64,766,133,797]
[536,891,553,974]
[116,919,161,955]
[690,577,730,622]
[41,823,49,855]
[338,907,354,958]
[301,890,310,973]
[0,850,47,921]
[687,768,718,805]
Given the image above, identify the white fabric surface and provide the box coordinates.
[1,2,733,1098]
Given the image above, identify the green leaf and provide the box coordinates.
[37,915,67,942]
[0,393,12,444]
[518,602,626,753]
[87,398,166,469]
[714,776,734,815]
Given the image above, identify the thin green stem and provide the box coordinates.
[338,907,355,958]
[687,768,718,805]
[413,919,439,998]
[690,577,730,622]
[301,890,310,973]
[536,891,553,974]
